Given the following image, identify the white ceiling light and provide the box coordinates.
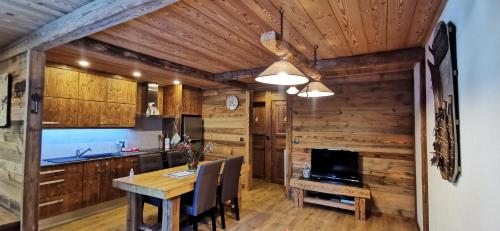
[132,71,142,78]
[255,60,309,85]
[297,81,335,98]
[78,60,90,67]
[286,86,299,95]
[173,80,180,85]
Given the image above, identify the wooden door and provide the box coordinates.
[271,101,286,184]
[82,161,102,207]
[43,97,78,127]
[44,67,79,99]
[252,104,266,179]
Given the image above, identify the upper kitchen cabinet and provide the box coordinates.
[43,66,137,128]
[79,73,108,102]
[44,66,79,99]
[163,84,202,117]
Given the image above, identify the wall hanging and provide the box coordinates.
[427,21,461,183]
[0,73,11,127]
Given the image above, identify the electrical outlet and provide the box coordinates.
[240,137,244,142]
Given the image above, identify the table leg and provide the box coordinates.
[161,196,180,231]
[127,192,143,231]
[355,197,366,220]
[293,188,304,208]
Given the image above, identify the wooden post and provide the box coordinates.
[293,188,304,208]
[355,197,366,220]
[161,197,180,231]
[22,49,45,231]
[126,192,143,231]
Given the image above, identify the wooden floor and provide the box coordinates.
[44,180,417,231]
[0,206,19,226]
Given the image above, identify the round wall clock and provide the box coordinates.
[226,95,239,111]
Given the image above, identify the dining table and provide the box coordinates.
[113,161,249,231]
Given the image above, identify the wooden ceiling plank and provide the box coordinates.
[148,10,271,67]
[127,19,251,71]
[95,25,234,72]
[170,2,276,63]
[241,0,315,60]
[260,31,323,81]
[328,0,370,54]
[90,32,226,73]
[0,0,179,62]
[271,0,339,58]
[357,0,388,53]
[406,0,444,47]
[298,0,353,57]
[386,0,418,50]
[137,13,266,69]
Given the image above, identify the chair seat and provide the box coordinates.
[144,196,162,207]
[181,192,195,216]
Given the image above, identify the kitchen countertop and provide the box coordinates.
[40,148,180,167]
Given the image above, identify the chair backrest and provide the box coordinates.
[167,151,187,168]
[138,153,163,173]
[191,160,223,215]
[220,156,244,202]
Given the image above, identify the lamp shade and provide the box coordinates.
[255,60,309,85]
[297,81,335,98]
[286,86,299,95]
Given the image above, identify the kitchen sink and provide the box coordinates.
[81,153,119,159]
[44,153,120,163]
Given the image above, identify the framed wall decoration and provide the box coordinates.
[427,21,461,183]
[0,73,11,127]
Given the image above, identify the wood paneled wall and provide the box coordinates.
[202,88,250,163]
[0,53,27,218]
[290,71,415,218]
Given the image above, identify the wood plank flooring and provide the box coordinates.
[44,180,417,231]
[0,206,19,226]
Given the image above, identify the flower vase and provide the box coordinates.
[187,161,199,172]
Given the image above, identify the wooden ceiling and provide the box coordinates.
[87,0,444,74]
[0,0,92,49]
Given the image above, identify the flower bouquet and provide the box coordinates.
[176,135,215,171]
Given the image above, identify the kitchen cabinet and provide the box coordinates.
[44,66,79,99]
[163,84,202,117]
[43,97,79,127]
[43,66,137,128]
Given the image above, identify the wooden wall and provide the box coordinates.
[290,71,415,218]
[0,53,27,218]
[202,88,250,163]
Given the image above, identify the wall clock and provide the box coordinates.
[226,95,239,111]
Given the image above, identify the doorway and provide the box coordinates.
[251,91,286,184]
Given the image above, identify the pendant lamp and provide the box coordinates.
[256,60,309,85]
[286,86,299,95]
[297,81,334,97]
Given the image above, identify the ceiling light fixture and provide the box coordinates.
[286,86,299,95]
[78,60,90,67]
[255,8,309,86]
[297,45,335,98]
[132,71,142,78]
[173,80,180,85]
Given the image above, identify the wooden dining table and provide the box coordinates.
[113,161,249,231]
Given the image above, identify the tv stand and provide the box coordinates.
[290,178,371,220]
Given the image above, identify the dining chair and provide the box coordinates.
[181,160,223,231]
[138,153,164,223]
[167,151,187,168]
[218,156,244,229]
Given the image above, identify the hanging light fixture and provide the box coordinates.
[255,8,309,86]
[286,86,299,95]
[298,45,335,98]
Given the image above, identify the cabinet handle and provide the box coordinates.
[43,121,60,125]
[40,169,65,175]
[39,199,64,207]
[40,179,64,186]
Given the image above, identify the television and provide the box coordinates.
[310,149,361,185]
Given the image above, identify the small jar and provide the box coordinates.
[303,164,311,178]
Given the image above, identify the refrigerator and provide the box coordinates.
[181,115,203,143]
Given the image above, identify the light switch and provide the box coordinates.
[294,139,300,144]
[240,137,244,142]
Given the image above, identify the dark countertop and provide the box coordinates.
[40,148,180,167]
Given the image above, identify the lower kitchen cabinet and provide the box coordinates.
[39,156,139,219]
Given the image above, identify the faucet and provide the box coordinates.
[76,148,92,158]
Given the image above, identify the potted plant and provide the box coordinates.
[177,135,215,171]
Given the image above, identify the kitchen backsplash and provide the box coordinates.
[41,128,162,159]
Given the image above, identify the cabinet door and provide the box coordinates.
[119,104,136,127]
[44,67,79,99]
[82,161,102,207]
[77,100,105,127]
[125,81,137,105]
[43,97,78,127]
[79,73,108,101]
[100,158,127,202]
[101,103,121,127]
[108,79,136,104]
[182,88,202,115]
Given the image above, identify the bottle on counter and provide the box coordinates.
[164,136,170,151]
[129,168,134,177]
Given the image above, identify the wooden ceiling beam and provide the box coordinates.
[0,0,178,62]
[66,38,246,89]
[260,31,323,81]
[214,47,424,81]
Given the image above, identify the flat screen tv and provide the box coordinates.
[310,149,361,185]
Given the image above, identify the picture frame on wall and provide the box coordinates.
[0,73,11,128]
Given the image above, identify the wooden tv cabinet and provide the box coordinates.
[290,178,371,220]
